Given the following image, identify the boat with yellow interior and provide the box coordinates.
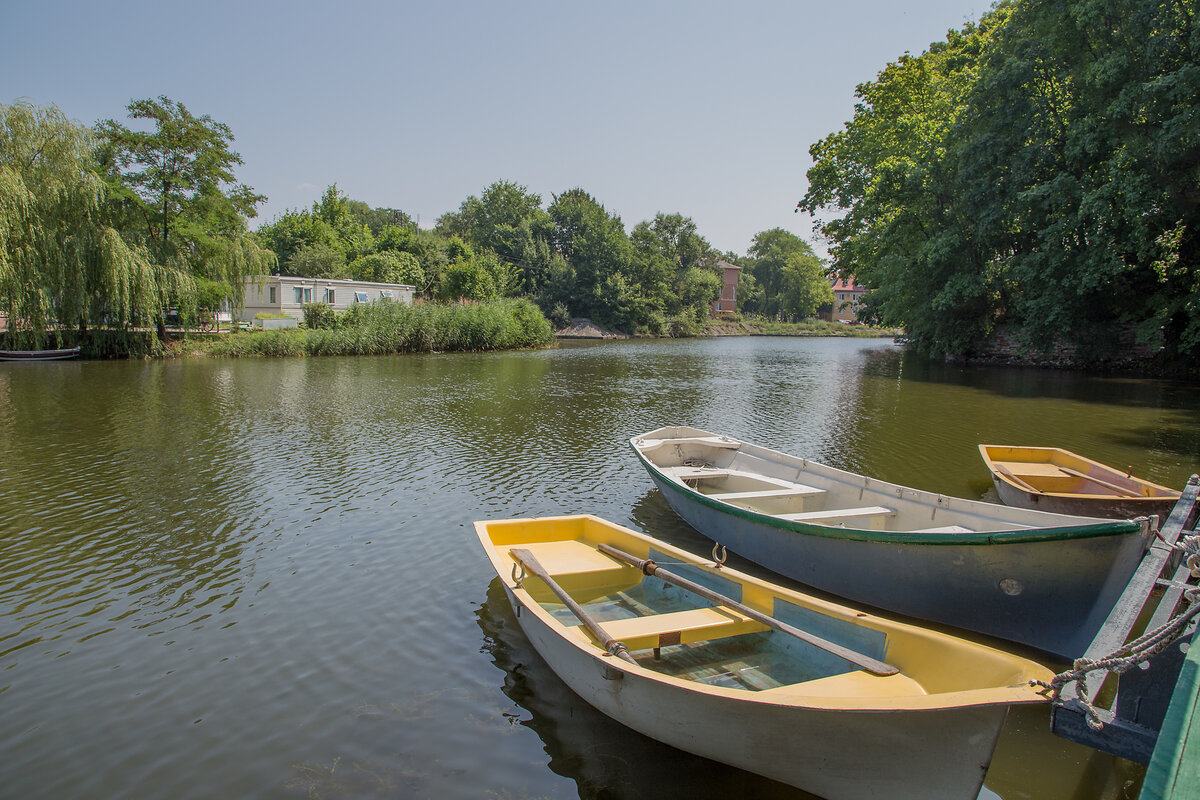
[476,513,1053,800]
[979,444,1181,519]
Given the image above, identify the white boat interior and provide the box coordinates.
[634,429,1121,533]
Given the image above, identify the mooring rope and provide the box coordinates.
[1031,531,1200,731]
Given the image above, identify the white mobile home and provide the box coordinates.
[241,275,417,322]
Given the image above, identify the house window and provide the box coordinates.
[354,291,368,303]
[324,289,335,304]
[379,290,393,300]
[294,287,312,303]
[269,286,277,304]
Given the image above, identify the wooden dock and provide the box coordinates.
[1048,474,1200,795]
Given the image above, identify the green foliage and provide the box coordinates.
[200,298,553,357]
[96,95,273,309]
[0,101,180,348]
[348,251,424,286]
[547,301,571,329]
[302,302,337,330]
[747,228,828,320]
[801,0,1200,363]
[289,242,347,279]
[779,252,834,320]
[549,188,633,318]
[436,250,515,301]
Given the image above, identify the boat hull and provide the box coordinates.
[989,473,1179,519]
[633,428,1152,659]
[0,346,80,361]
[649,471,1144,657]
[477,514,1052,800]
[502,583,1009,800]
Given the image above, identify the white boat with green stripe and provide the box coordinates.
[631,426,1153,659]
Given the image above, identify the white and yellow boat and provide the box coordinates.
[980,444,1181,519]
[476,513,1053,800]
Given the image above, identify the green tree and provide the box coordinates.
[747,228,822,318]
[799,16,1003,353]
[349,251,424,287]
[779,252,834,320]
[288,243,347,279]
[255,208,342,269]
[96,95,272,308]
[630,213,715,317]
[548,188,632,318]
[0,101,180,347]
[97,95,271,278]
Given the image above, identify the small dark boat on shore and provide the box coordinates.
[0,346,81,362]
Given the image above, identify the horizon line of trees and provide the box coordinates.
[254,179,834,335]
[2,94,835,349]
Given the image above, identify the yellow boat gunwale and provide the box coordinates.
[979,444,1181,500]
[476,513,1053,713]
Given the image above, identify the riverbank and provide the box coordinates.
[555,316,900,339]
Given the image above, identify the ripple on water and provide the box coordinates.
[0,343,1191,799]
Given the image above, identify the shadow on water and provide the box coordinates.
[475,578,815,800]
[881,348,1200,411]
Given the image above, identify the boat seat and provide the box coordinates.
[776,506,897,528]
[762,669,928,699]
[709,486,826,501]
[663,467,731,481]
[636,436,742,452]
[570,606,769,652]
[909,525,974,533]
[511,540,625,577]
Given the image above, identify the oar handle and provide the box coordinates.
[510,549,638,665]
[597,544,899,677]
[1057,466,1144,498]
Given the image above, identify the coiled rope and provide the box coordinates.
[1031,532,1200,731]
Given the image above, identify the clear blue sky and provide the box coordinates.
[1,0,985,257]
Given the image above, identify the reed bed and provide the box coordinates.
[196,298,554,358]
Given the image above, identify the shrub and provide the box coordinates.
[302,302,337,330]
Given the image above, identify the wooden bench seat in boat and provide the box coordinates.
[709,486,826,501]
[776,506,897,528]
[567,606,769,652]
[514,540,626,577]
[663,467,732,481]
[636,435,742,452]
[761,668,928,699]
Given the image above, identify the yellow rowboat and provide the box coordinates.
[980,445,1181,520]
[476,514,1053,800]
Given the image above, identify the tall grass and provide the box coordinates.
[197,298,554,358]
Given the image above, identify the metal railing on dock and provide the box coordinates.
[1050,475,1200,769]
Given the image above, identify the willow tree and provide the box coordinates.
[0,101,186,348]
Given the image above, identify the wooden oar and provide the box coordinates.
[596,543,899,676]
[509,549,638,665]
[1057,466,1145,498]
[994,463,1043,494]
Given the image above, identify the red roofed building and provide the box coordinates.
[825,275,867,323]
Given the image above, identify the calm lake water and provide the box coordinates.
[2,337,1197,800]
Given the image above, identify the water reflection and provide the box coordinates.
[0,338,1194,800]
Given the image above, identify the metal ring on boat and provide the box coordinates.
[512,560,526,587]
[712,543,728,567]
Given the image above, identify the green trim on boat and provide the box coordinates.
[635,447,1143,546]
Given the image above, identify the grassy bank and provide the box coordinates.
[699,317,901,338]
[180,298,554,358]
